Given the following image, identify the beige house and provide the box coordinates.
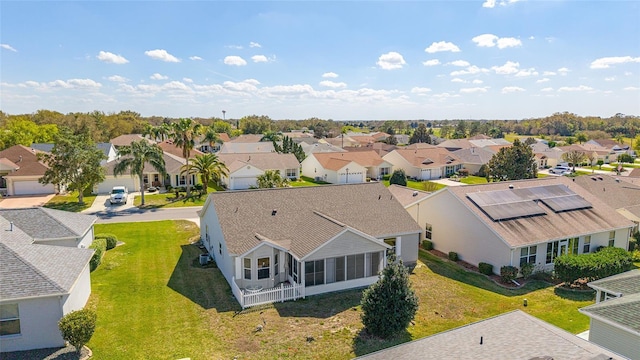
[0,145,56,196]
[383,148,463,180]
[417,176,634,272]
[198,183,422,309]
[301,151,392,183]
[218,152,300,190]
[579,269,640,360]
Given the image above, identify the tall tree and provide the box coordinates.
[486,139,537,182]
[39,129,106,204]
[256,170,290,188]
[562,150,588,171]
[360,254,419,338]
[273,135,306,163]
[202,126,222,152]
[180,153,228,194]
[409,123,431,144]
[171,118,203,196]
[113,140,166,206]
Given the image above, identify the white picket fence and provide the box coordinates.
[231,277,305,309]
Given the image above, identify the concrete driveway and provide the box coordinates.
[0,194,56,209]
[82,192,137,214]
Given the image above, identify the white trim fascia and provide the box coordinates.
[238,235,289,258]
[0,292,68,303]
[579,309,640,337]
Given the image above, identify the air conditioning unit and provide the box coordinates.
[315,176,322,181]
[199,253,210,266]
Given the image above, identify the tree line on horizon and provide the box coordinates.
[1,109,638,151]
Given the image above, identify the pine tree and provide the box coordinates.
[486,139,537,181]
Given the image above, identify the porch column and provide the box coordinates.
[234,257,242,283]
[395,236,402,258]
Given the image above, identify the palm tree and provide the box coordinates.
[256,170,290,188]
[180,153,228,194]
[202,126,221,153]
[113,140,166,206]
[171,118,203,196]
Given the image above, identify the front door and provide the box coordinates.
[558,240,568,257]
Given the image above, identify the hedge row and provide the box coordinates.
[94,233,118,250]
[89,238,107,272]
[554,247,632,284]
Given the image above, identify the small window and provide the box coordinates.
[274,253,279,276]
[243,258,251,280]
[257,257,270,279]
[608,231,615,247]
[218,242,222,255]
[425,223,433,240]
[384,238,396,257]
[519,246,537,267]
[0,304,20,337]
[583,236,591,253]
[286,168,297,177]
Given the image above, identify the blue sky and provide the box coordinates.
[1,1,639,120]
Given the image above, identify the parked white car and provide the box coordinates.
[549,166,572,175]
[109,186,128,204]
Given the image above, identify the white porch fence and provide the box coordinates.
[231,277,305,309]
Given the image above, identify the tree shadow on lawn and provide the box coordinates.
[351,328,412,357]
[167,244,240,313]
[270,287,364,319]
[553,286,594,301]
[420,250,553,297]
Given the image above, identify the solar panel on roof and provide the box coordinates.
[480,201,546,221]
[540,195,592,213]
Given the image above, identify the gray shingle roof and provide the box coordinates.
[358,310,620,360]
[580,294,640,334]
[0,207,96,240]
[574,174,640,211]
[387,185,431,208]
[0,217,93,300]
[588,269,640,295]
[204,182,422,257]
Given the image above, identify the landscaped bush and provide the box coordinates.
[389,169,407,186]
[448,251,459,261]
[94,233,118,250]
[632,250,640,262]
[458,168,469,177]
[520,262,535,279]
[554,246,633,284]
[89,238,107,272]
[58,308,97,355]
[165,184,172,192]
[478,262,493,275]
[500,265,518,283]
[422,240,433,250]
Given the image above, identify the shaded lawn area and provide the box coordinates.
[44,191,97,212]
[88,221,595,359]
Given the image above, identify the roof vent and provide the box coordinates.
[271,209,277,216]
[413,191,418,197]
[9,222,13,231]
[508,184,514,189]
[615,178,620,182]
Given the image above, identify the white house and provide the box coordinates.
[31,142,118,166]
[416,176,634,273]
[218,152,300,190]
[579,269,640,360]
[301,151,391,183]
[383,148,463,180]
[198,183,422,308]
[0,145,56,196]
[0,209,95,352]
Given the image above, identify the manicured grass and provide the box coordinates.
[134,183,219,208]
[44,191,97,212]
[88,221,595,359]
[382,179,446,191]
[537,173,549,178]
[459,176,488,185]
[290,176,330,187]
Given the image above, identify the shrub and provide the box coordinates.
[500,265,518,283]
[520,262,535,279]
[165,184,172,191]
[554,246,633,284]
[478,262,493,275]
[58,308,97,355]
[89,238,107,272]
[422,240,433,250]
[361,254,419,338]
[389,169,407,186]
[448,251,459,261]
[458,168,469,177]
[632,250,640,262]
[194,183,204,192]
[94,233,118,250]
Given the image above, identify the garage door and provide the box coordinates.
[231,177,257,190]
[338,172,364,184]
[13,181,55,195]
[95,176,138,194]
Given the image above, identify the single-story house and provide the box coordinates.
[387,185,432,241]
[530,142,564,168]
[579,269,640,360]
[0,210,95,352]
[587,139,636,157]
[299,142,346,158]
[301,151,392,183]
[451,147,495,175]
[31,142,118,166]
[218,152,300,190]
[218,142,275,154]
[196,133,231,153]
[0,145,56,196]
[559,144,616,165]
[198,183,422,308]
[383,148,463,180]
[416,176,634,273]
[344,142,397,157]
[358,310,621,360]
[229,134,265,143]
[109,134,154,148]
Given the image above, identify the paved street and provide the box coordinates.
[92,206,201,226]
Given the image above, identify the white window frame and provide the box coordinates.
[243,258,251,280]
[0,304,20,337]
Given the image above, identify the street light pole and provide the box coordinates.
[346,168,349,184]
[222,110,226,121]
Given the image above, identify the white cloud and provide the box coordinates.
[449,60,470,67]
[249,42,262,48]
[502,86,525,94]
[183,78,193,83]
[451,78,466,83]
[625,72,633,76]
[472,34,522,49]
[223,80,259,92]
[27,78,103,91]
[244,79,261,86]
[543,71,557,76]
[624,86,639,91]
[590,56,640,69]
[411,87,432,94]
[557,85,593,92]
[1,44,17,52]
[472,79,484,84]
[536,78,550,83]
[377,52,406,70]
[322,72,339,78]
[460,87,488,94]
[482,0,496,8]
[189,56,203,61]
[515,68,538,77]
[97,51,129,64]
[541,87,554,92]
[320,80,347,88]
[422,59,441,67]
[107,75,129,83]
[557,67,570,75]
[450,65,488,76]
[604,77,615,82]
[528,36,535,40]
[425,41,460,53]
[145,49,180,62]
[491,61,519,75]
[66,79,102,89]
[251,55,268,63]
[150,73,168,80]
[224,56,247,66]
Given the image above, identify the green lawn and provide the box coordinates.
[290,176,330,187]
[44,191,97,212]
[88,221,595,359]
[459,176,488,185]
[134,183,220,208]
[383,179,446,191]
